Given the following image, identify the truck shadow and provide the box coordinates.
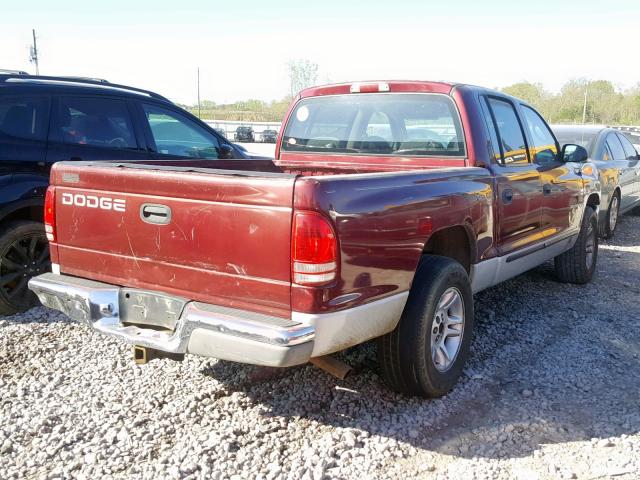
[201,215,640,462]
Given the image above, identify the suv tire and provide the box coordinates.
[0,221,51,315]
[554,206,598,284]
[378,255,474,397]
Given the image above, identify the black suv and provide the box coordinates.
[261,129,278,143]
[0,72,266,315]
[234,126,255,142]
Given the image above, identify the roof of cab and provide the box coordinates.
[299,80,457,98]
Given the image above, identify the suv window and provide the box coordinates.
[0,96,49,141]
[143,104,220,159]
[521,105,558,165]
[487,97,529,165]
[617,133,638,160]
[57,97,136,149]
[606,133,626,160]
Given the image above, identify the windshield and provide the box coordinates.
[282,93,465,157]
[553,129,598,155]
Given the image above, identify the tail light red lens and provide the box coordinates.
[44,187,56,242]
[292,211,338,285]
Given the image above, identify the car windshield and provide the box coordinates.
[282,93,465,157]
[553,128,598,155]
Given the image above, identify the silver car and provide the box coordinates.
[552,125,640,237]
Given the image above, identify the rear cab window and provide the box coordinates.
[282,93,465,157]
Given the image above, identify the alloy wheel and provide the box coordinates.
[0,233,50,307]
[430,287,465,372]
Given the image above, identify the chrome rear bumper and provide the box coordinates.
[28,273,315,367]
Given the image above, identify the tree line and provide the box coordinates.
[502,80,640,125]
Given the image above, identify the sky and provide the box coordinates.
[2,0,640,105]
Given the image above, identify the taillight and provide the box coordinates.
[292,211,338,285]
[44,187,56,242]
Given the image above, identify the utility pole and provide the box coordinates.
[29,29,40,75]
[197,67,201,119]
[582,89,588,124]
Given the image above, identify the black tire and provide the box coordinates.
[599,191,620,239]
[0,221,51,315]
[378,255,474,397]
[554,206,598,284]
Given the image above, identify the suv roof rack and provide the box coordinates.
[0,73,170,102]
[0,69,29,75]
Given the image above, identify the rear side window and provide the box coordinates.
[521,105,558,165]
[606,133,626,160]
[282,93,465,157]
[57,97,136,149]
[0,96,49,141]
[487,97,529,165]
[617,133,638,160]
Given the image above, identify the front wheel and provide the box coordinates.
[554,206,598,284]
[378,255,474,397]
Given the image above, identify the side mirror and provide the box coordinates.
[219,144,235,159]
[562,144,588,163]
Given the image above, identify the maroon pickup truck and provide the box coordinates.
[29,81,600,397]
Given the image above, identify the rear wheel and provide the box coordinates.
[554,206,598,284]
[378,255,474,397]
[0,221,51,315]
[600,192,619,238]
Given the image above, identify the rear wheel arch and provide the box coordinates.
[421,224,476,274]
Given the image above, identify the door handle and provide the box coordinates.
[543,184,552,195]
[140,204,172,225]
[502,188,513,204]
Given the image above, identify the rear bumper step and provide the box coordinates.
[28,273,314,367]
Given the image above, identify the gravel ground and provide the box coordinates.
[1,215,639,480]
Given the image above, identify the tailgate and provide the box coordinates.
[49,162,296,317]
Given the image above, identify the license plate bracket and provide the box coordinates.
[119,289,188,330]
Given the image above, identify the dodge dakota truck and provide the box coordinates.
[28,81,600,397]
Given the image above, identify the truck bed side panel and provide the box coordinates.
[292,168,494,313]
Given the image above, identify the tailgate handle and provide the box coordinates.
[140,204,172,225]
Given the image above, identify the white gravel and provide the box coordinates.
[1,215,639,480]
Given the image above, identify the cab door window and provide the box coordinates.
[487,97,529,165]
[142,104,220,159]
[521,105,558,165]
[606,133,626,160]
[617,133,638,160]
